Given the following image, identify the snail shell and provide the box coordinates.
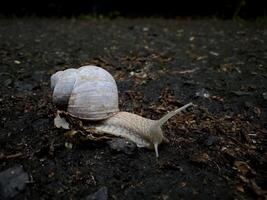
[51,65,119,120]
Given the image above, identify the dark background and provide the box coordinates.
[0,0,266,18]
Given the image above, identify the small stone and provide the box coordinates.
[0,165,29,199]
[244,101,252,109]
[189,36,195,41]
[14,60,21,64]
[209,51,219,56]
[204,136,219,146]
[107,138,136,155]
[32,70,46,82]
[14,81,34,91]
[83,187,108,200]
[262,92,267,100]
[31,118,50,132]
[4,79,13,87]
[142,27,149,32]
[195,88,210,98]
[129,71,135,76]
[65,142,73,149]
[231,91,250,96]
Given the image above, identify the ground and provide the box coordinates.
[0,18,266,199]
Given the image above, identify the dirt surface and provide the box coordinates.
[0,18,266,199]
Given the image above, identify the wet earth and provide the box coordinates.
[0,18,266,199]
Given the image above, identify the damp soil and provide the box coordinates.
[0,18,266,199]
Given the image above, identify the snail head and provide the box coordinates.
[149,102,193,157]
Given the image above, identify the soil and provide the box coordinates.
[0,18,266,199]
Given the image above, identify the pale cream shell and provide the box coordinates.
[52,68,77,108]
[51,65,119,120]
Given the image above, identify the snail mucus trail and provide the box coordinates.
[52,65,193,157]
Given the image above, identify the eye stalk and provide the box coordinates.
[150,102,194,157]
[157,102,194,126]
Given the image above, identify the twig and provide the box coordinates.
[0,152,23,160]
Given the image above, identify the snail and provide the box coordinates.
[51,65,193,157]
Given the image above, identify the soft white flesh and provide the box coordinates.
[94,102,193,157]
[55,102,193,157]
[95,112,155,148]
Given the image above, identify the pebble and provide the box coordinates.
[14,81,34,91]
[209,51,219,56]
[107,138,136,155]
[31,118,50,132]
[0,165,29,199]
[142,27,149,32]
[204,136,219,147]
[195,88,210,98]
[14,60,21,64]
[4,79,13,87]
[32,70,46,82]
[83,187,108,200]
[262,92,267,100]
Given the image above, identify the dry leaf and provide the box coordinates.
[54,112,70,129]
[234,161,251,176]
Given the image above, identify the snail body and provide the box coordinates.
[51,65,192,157]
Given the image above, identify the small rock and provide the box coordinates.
[244,101,252,109]
[262,92,267,100]
[142,27,149,32]
[83,187,108,200]
[231,91,251,96]
[204,136,219,146]
[195,88,210,98]
[31,118,50,132]
[107,138,136,155]
[129,71,135,76]
[0,165,29,199]
[14,81,34,91]
[209,51,219,56]
[182,80,196,86]
[32,70,46,82]
[189,36,195,41]
[14,60,21,64]
[4,79,13,87]
[64,142,73,149]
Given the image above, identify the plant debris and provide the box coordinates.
[0,165,30,199]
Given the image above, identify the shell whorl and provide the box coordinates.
[51,65,119,120]
[51,68,77,109]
